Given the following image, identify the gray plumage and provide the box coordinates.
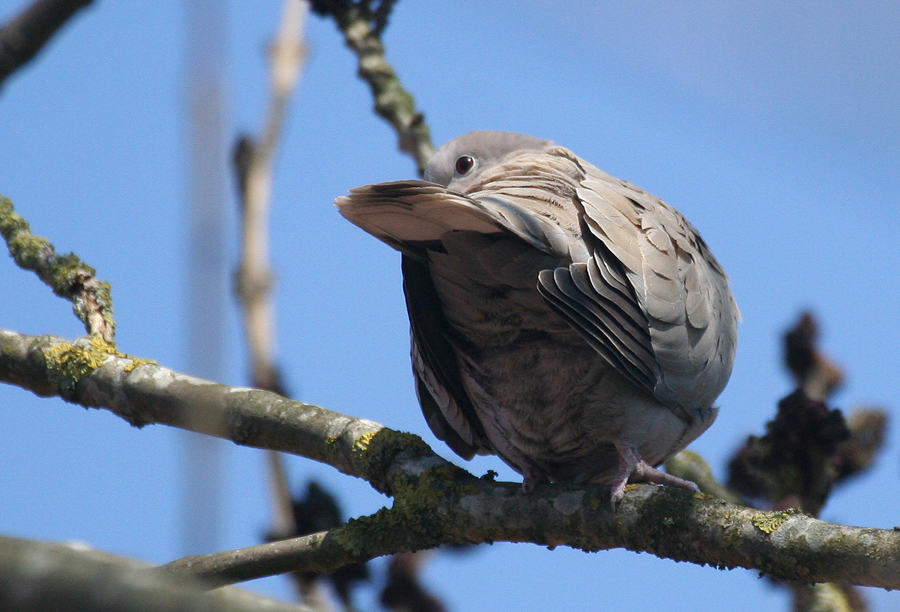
[336,130,739,501]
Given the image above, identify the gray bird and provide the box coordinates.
[336,131,739,502]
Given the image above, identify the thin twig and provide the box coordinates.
[234,0,309,393]
[0,195,115,342]
[232,1,313,603]
[312,1,434,175]
[0,0,95,90]
[267,451,298,539]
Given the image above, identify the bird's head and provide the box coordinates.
[424,130,553,192]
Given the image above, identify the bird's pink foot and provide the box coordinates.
[521,465,550,494]
[610,447,699,506]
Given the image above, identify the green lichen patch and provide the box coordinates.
[350,428,434,491]
[624,485,706,564]
[122,353,156,372]
[0,195,34,243]
[392,463,468,509]
[752,508,803,534]
[352,430,380,455]
[328,460,474,559]
[330,504,447,563]
[42,336,155,400]
[722,516,743,548]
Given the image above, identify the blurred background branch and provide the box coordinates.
[232,3,371,609]
[0,535,311,612]
[726,311,888,612]
[0,0,94,90]
[233,3,443,609]
[233,0,308,397]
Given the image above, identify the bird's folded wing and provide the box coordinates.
[536,257,662,399]
[462,150,672,402]
[468,148,736,408]
[572,166,737,408]
[402,254,490,458]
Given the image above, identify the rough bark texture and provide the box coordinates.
[2,328,900,590]
[0,535,309,612]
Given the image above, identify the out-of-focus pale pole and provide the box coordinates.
[182,0,229,555]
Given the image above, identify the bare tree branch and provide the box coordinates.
[156,474,900,590]
[0,329,400,487]
[0,0,94,91]
[234,0,309,395]
[231,2,311,598]
[0,195,115,342]
[0,535,310,612]
[311,0,434,175]
[3,327,900,590]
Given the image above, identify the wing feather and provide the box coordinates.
[574,163,739,408]
[401,255,490,457]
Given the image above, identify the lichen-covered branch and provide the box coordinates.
[0,195,115,342]
[0,535,310,612]
[311,0,434,175]
[0,0,94,91]
[3,328,900,590]
[0,328,425,492]
[159,472,900,590]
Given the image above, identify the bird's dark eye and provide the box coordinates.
[455,155,475,176]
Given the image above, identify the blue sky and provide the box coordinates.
[1,1,898,610]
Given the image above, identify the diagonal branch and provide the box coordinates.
[0,329,421,491]
[1,195,115,342]
[312,0,434,175]
[3,327,900,590]
[0,535,310,612]
[0,0,95,91]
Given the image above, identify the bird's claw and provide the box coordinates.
[609,446,699,508]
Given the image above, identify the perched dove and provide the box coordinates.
[336,131,739,502]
